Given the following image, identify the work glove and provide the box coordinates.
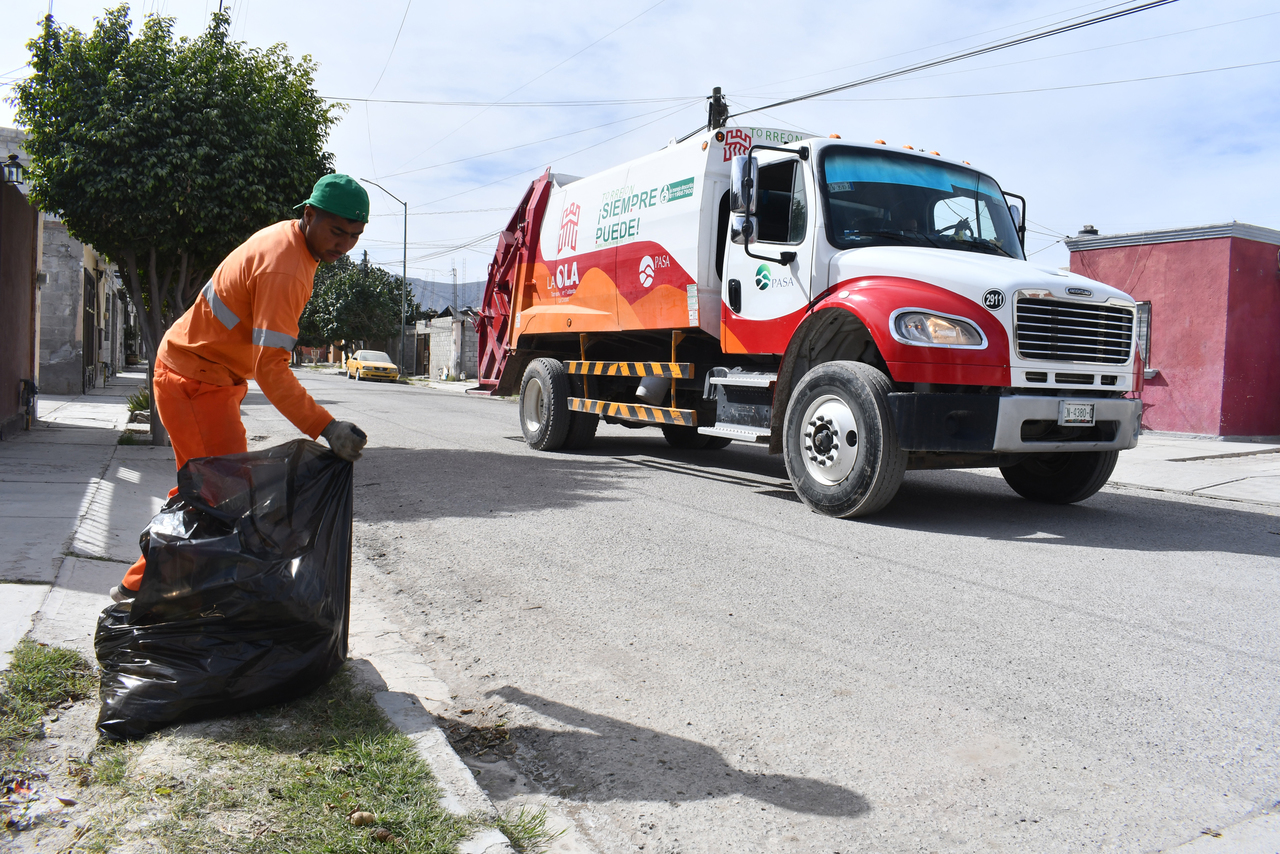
[321,419,367,462]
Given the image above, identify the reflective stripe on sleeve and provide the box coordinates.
[201,280,241,329]
[253,328,298,350]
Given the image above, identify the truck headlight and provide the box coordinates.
[891,310,985,348]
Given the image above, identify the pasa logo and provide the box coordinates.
[754,264,771,291]
[639,256,655,288]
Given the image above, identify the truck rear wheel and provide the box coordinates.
[519,358,571,451]
[782,361,907,518]
[1000,451,1118,504]
[562,412,599,450]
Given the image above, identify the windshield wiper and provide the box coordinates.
[959,239,1016,258]
[847,229,932,246]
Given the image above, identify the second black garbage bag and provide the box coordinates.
[96,439,354,740]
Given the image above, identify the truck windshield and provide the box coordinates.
[820,147,1024,260]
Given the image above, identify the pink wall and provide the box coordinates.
[1222,239,1280,436]
[1071,239,1232,435]
[1071,234,1280,437]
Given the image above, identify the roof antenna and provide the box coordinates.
[707,87,729,131]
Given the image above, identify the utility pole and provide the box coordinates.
[450,259,462,380]
[707,86,729,131]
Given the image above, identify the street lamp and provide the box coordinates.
[359,178,409,376]
[2,154,25,185]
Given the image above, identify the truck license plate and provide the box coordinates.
[1058,401,1095,426]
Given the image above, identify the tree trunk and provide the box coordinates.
[119,247,198,448]
[146,355,168,447]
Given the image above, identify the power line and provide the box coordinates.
[383,99,699,179]
[733,0,1116,97]
[368,0,412,97]
[386,0,671,176]
[369,207,514,217]
[815,59,1280,103]
[772,8,1280,92]
[371,230,504,265]
[728,0,1181,119]
[407,100,697,211]
[324,95,697,107]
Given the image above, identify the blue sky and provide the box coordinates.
[2,0,1277,276]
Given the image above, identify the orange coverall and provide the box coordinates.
[120,220,334,591]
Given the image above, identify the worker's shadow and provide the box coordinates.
[481,685,870,818]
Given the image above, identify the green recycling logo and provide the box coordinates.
[754,264,771,291]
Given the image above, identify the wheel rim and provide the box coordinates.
[800,393,862,485]
[522,379,545,433]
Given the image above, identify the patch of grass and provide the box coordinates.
[117,431,143,445]
[86,666,481,853]
[125,387,150,413]
[498,805,565,853]
[0,640,94,746]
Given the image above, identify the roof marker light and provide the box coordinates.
[931,151,941,156]
[873,139,886,145]
[829,133,842,139]
[903,144,914,150]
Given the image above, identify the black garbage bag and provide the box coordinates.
[95,439,353,740]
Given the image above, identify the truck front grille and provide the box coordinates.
[1014,297,1134,365]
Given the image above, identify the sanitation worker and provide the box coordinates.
[110,173,371,602]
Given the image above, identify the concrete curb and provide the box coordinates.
[342,561,521,852]
[371,690,515,853]
[1109,478,1280,508]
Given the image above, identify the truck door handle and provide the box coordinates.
[728,279,741,314]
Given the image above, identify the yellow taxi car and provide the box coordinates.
[346,350,400,382]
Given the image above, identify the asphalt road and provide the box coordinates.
[244,371,1280,854]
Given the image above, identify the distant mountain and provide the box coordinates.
[407,277,486,312]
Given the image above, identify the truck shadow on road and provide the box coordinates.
[870,469,1280,559]
[582,441,1280,559]
[480,686,870,818]
[350,447,637,521]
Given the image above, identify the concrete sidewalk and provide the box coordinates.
[0,372,149,670]
[0,372,519,853]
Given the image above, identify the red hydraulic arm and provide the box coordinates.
[473,171,555,394]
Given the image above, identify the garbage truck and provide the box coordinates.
[474,95,1146,518]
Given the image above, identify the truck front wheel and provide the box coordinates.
[782,361,907,518]
[519,358,571,451]
[999,451,1118,504]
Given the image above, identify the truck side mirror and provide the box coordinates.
[730,155,757,214]
[730,213,757,246]
[1008,204,1022,229]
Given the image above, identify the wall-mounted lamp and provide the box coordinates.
[2,154,25,185]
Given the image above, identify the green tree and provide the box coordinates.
[299,251,419,363]
[10,5,340,443]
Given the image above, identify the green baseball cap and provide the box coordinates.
[295,173,370,223]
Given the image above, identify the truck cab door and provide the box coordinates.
[721,155,814,354]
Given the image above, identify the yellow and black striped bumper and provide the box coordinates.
[566,361,692,379]
[569,398,696,427]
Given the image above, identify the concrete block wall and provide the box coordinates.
[38,219,85,395]
[428,316,478,380]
